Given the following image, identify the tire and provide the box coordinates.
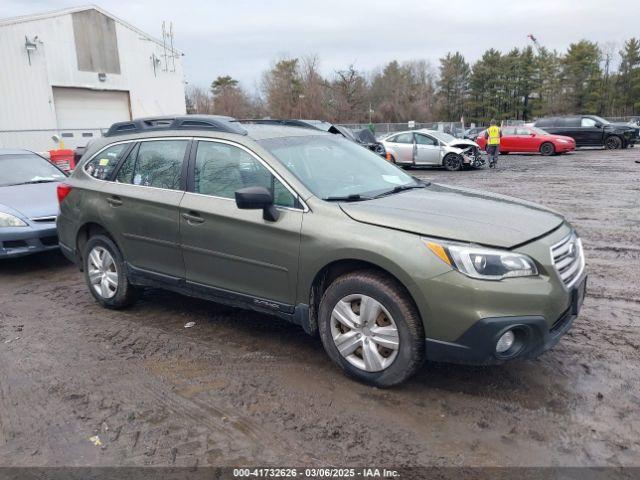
[83,234,138,309]
[539,142,555,156]
[443,153,463,171]
[605,135,622,150]
[318,270,425,387]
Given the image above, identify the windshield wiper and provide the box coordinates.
[323,194,370,202]
[373,182,427,199]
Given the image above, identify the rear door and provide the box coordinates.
[499,127,517,151]
[179,139,303,308]
[100,138,189,279]
[414,133,440,165]
[388,132,415,164]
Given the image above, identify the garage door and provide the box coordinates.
[53,87,131,130]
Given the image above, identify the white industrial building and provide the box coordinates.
[0,5,186,151]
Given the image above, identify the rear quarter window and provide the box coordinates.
[84,143,130,180]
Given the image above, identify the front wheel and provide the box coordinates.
[83,235,139,309]
[443,153,463,171]
[540,142,555,156]
[605,136,623,150]
[318,271,425,387]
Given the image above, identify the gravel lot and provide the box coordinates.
[1,148,639,469]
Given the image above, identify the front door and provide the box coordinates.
[179,139,303,307]
[580,117,603,146]
[101,138,189,278]
[414,133,441,165]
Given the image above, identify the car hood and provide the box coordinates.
[339,184,565,249]
[0,182,60,220]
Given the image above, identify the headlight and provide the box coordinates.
[0,212,27,227]
[425,240,538,280]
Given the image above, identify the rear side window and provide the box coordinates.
[194,141,296,208]
[563,117,580,127]
[115,140,188,190]
[84,143,129,180]
[394,133,414,144]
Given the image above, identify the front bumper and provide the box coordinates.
[426,275,586,365]
[0,223,59,258]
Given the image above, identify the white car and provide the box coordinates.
[381,129,483,171]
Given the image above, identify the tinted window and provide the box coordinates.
[117,140,188,190]
[394,133,414,144]
[0,154,66,187]
[415,134,437,146]
[563,117,580,127]
[84,143,129,180]
[194,141,295,208]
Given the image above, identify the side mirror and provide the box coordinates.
[235,186,279,222]
[530,132,536,137]
[594,122,603,128]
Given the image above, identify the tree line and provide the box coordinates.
[186,38,640,125]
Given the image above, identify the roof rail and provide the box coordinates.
[104,115,247,137]
[238,119,322,130]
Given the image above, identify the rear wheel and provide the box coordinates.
[605,135,623,150]
[83,235,138,309]
[540,142,555,156]
[318,271,425,387]
[443,153,463,171]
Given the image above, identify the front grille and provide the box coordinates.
[551,233,585,288]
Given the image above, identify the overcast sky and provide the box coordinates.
[3,0,639,92]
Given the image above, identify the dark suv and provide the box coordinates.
[534,115,636,149]
[56,115,586,387]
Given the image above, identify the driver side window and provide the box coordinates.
[581,118,597,127]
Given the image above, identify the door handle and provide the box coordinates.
[106,196,123,207]
[181,212,204,224]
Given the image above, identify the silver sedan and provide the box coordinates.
[380,129,483,171]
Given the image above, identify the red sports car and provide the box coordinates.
[476,126,576,155]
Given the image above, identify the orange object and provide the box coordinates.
[49,149,75,172]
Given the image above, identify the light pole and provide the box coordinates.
[298,94,305,119]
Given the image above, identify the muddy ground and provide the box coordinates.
[0,148,639,469]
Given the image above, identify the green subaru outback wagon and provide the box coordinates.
[57,116,586,387]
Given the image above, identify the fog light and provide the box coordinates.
[496,330,515,353]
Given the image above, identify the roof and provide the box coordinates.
[243,124,328,140]
[0,149,33,156]
[0,5,181,54]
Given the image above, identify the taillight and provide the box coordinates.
[57,184,72,204]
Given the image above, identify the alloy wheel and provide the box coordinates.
[330,294,400,372]
[87,246,118,299]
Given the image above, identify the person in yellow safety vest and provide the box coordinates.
[484,119,502,169]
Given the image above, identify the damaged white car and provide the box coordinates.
[380,129,484,171]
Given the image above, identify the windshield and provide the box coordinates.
[0,154,66,187]
[259,135,419,200]
[590,115,610,125]
[424,131,456,143]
